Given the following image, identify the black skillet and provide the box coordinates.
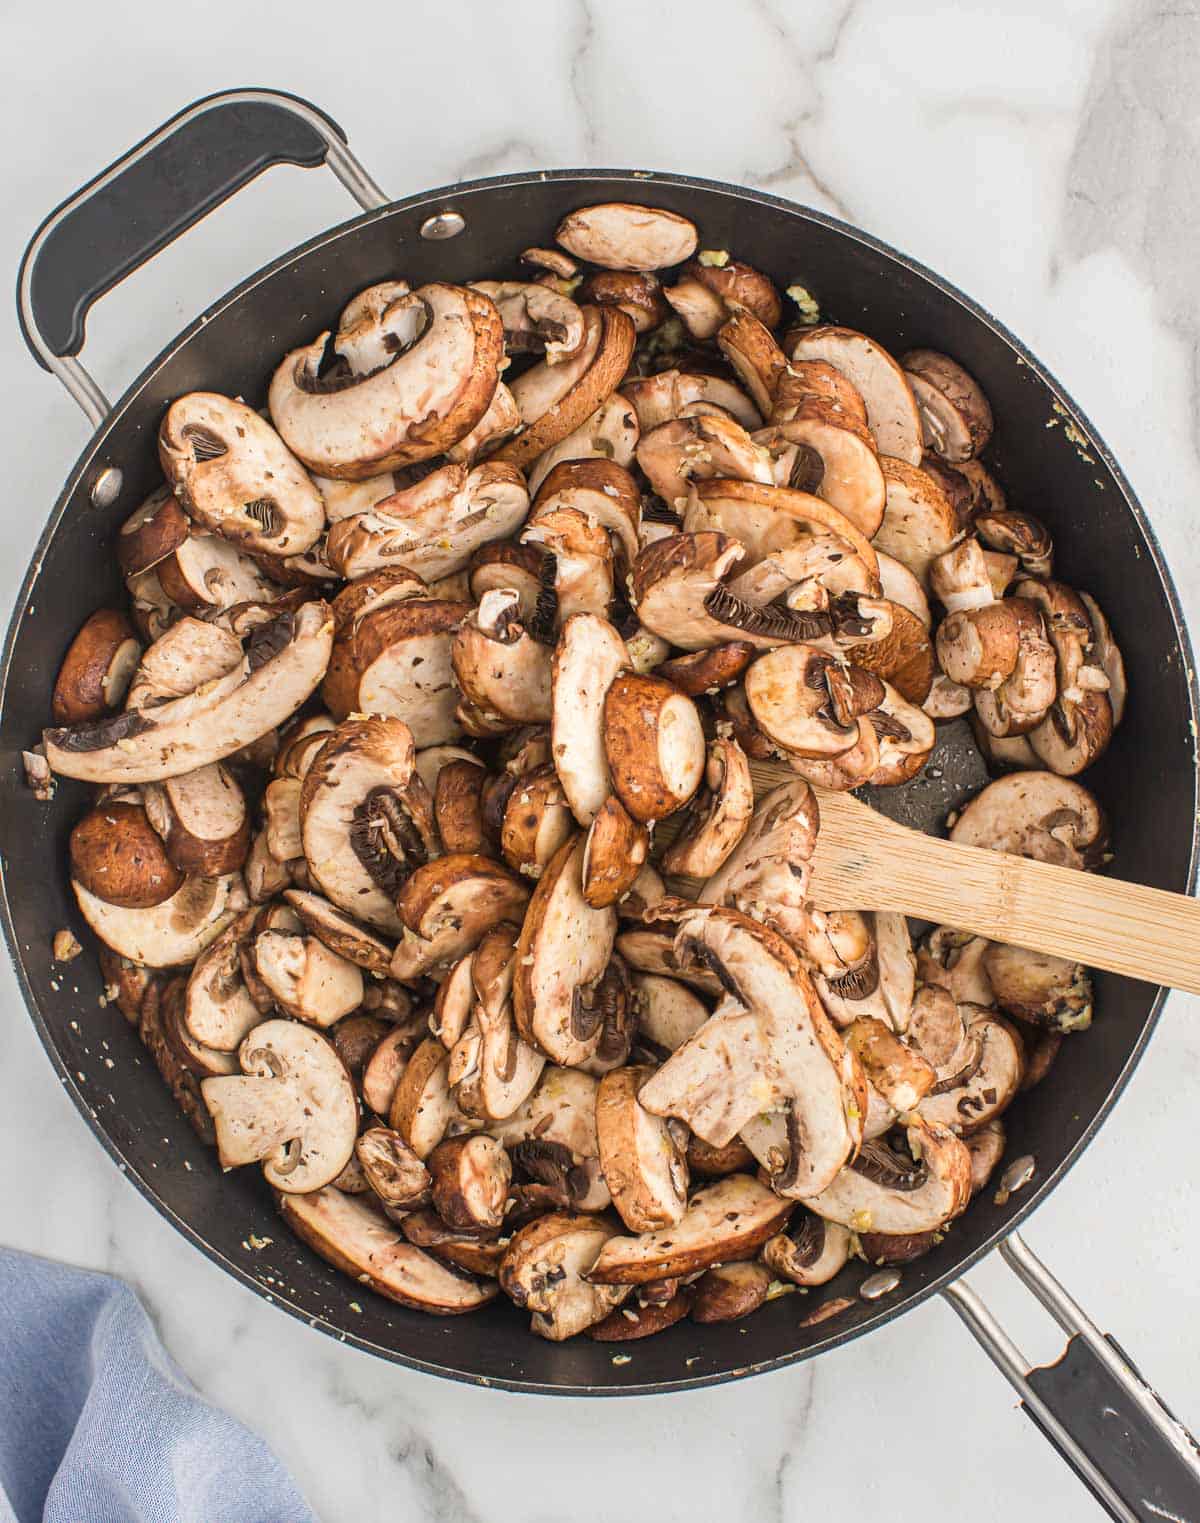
[7,89,1200,1520]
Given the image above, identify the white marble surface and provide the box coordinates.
[2,2,1199,1518]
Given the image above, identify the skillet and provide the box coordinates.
[7,88,1200,1520]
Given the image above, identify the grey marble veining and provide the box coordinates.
[1,2,1198,1519]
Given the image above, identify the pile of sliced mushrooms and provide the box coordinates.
[31,200,1125,1341]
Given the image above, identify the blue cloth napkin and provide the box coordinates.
[0,1247,315,1523]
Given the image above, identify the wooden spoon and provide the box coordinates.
[799,777,1200,995]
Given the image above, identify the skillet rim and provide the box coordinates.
[2,166,1196,1395]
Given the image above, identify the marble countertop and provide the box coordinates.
[2,2,1198,1518]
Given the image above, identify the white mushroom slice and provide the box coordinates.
[762,1213,852,1287]
[159,393,325,556]
[745,644,882,758]
[814,912,916,1033]
[622,368,762,433]
[298,715,435,935]
[845,1016,935,1114]
[551,613,629,826]
[1028,690,1114,776]
[391,855,530,980]
[283,889,395,977]
[924,672,973,721]
[875,552,931,628]
[974,508,1052,577]
[918,1007,1025,1130]
[498,307,636,470]
[581,797,649,908]
[1078,590,1126,727]
[325,461,528,582]
[245,827,291,903]
[125,567,177,644]
[184,910,261,1050]
[901,350,993,463]
[615,930,722,995]
[468,279,586,363]
[322,598,469,747]
[602,672,705,823]
[470,927,546,1121]
[361,1025,419,1119]
[414,744,483,798]
[929,540,995,614]
[555,203,698,271]
[596,1065,689,1232]
[388,1037,468,1157]
[329,568,428,637]
[451,591,552,728]
[642,908,866,1198]
[789,327,921,465]
[701,778,820,913]
[500,764,574,881]
[632,973,710,1056]
[45,602,333,785]
[155,531,280,613]
[73,873,241,968]
[755,406,886,539]
[661,737,753,879]
[587,1174,792,1285]
[442,380,522,465]
[279,1187,496,1312]
[637,414,773,512]
[332,280,415,373]
[254,931,363,1027]
[500,1213,629,1340]
[513,834,617,1067]
[269,283,505,479]
[202,1019,357,1192]
[637,997,777,1147]
[935,602,1023,691]
[805,1116,971,1235]
[312,471,399,522]
[532,458,642,565]
[686,478,880,578]
[142,762,249,877]
[432,953,477,1049]
[949,772,1107,870]
[874,460,961,583]
[868,679,936,787]
[124,617,243,711]
[355,1127,432,1210]
[428,1134,512,1231]
[526,393,639,499]
[918,930,995,1009]
[982,945,1093,1033]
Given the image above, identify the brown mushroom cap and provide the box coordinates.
[581,796,649,908]
[588,1290,693,1340]
[596,1064,689,1232]
[935,602,1023,690]
[846,600,935,705]
[622,368,763,433]
[603,672,706,823]
[577,269,669,332]
[70,801,184,909]
[391,854,530,980]
[499,1212,629,1340]
[901,350,993,462]
[428,1133,512,1231]
[689,1261,773,1323]
[355,1126,432,1210]
[117,485,191,575]
[52,609,142,725]
[283,889,396,976]
[361,1024,421,1119]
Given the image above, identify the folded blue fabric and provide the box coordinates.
[0,1247,314,1523]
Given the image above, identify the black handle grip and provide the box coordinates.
[1024,1333,1200,1522]
[18,88,346,367]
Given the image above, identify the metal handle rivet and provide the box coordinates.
[90,466,123,508]
[860,1269,902,1301]
[420,211,466,241]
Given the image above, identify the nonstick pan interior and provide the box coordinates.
[1,171,1194,1393]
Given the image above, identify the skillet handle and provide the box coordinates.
[16,87,389,427]
[942,1232,1200,1521]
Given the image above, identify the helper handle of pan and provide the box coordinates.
[15,87,389,427]
[943,1232,1200,1522]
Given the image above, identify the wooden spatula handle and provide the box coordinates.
[865,831,1200,994]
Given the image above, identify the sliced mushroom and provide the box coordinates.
[804,1116,971,1235]
[874,460,961,583]
[664,257,781,337]
[279,1186,496,1311]
[298,715,435,934]
[761,1213,851,1286]
[581,796,649,908]
[157,531,281,612]
[755,404,885,539]
[637,414,772,511]
[254,927,363,1028]
[686,478,880,579]
[622,368,762,433]
[1078,590,1126,727]
[689,1261,773,1323]
[521,503,614,631]
[845,601,935,706]
[73,869,242,969]
[468,279,586,363]
[428,1133,512,1231]
[577,269,669,332]
[159,393,325,556]
[430,757,487,856]
[935,601,1023,690]
[202,1018,357,1191]
[526,392,640,499]
[596,1065,689,1232]
[326,461,529,582]
[918,1007,1025,1131]
[975,509,1053,578]
[700,777,819,925]
[772,360,869,427]
[52,609,142,725]
[555,203,698,271]
[183,909,262,1050]
[355,1126,432,1210]
[632,973,711,1059]
[391,854,530,980]
[98,948,156,1024]
[867,679,936,786]
[532,460,642,568]
[499,1213,629,1340]
[269,283,505,479]
[512,834,617,1067]
[616,929,723,996]
[948,772,1107,869]
[924,672,973,721]
[917,930,995,1009]
[398,1210,504,1275]
[451,590,552,728]
[45,602,333,785]
[362,1024,421,1119]
[388,1037,467,1157]
[496,763,573,882]
[982,945,1093,1033]
[716,309,788,417]
[117,484,191,575]
[603,672,705,823]
[468,925,546,1121]
[283,890,395,976]
[845,1016,936,1114]
[141,763,249,876]
[929,540,995,614]
[973,599,1057,737]
[587,1174,792,1284]
[550,613,629,826]
[745,644,882,758]
[875,552,932,628]
[901,351,993,462]
[660,737,754,878]
[69,800,183,909]
[589,1289,692,1339]
[789,327,922,465]
[656,643,757,697]
[1028,689,1114,776]
[490,1067,608,1209]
